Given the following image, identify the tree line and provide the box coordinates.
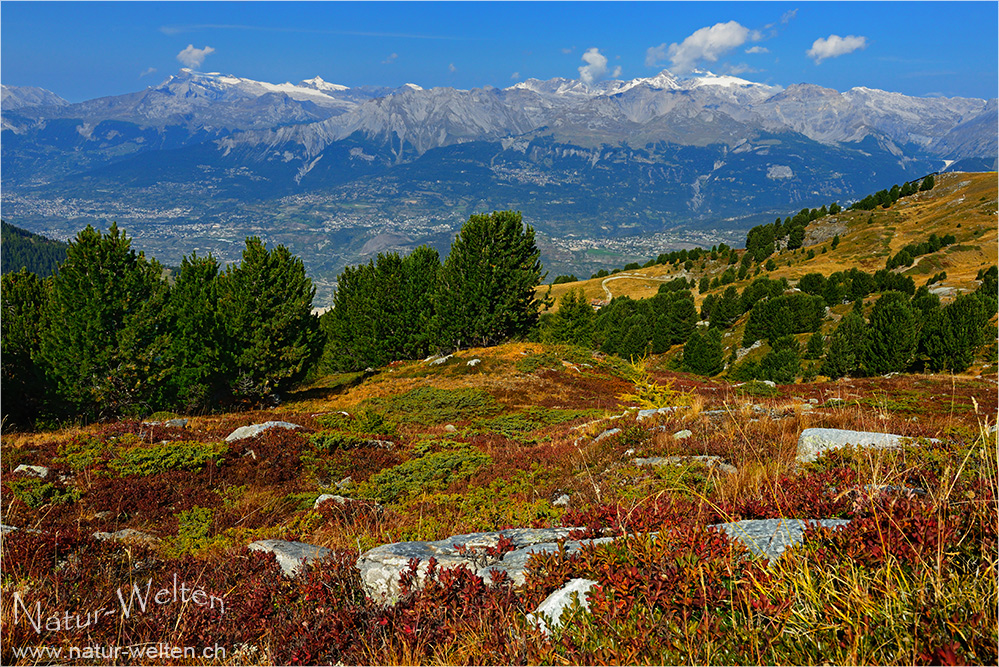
[1,221,69,278]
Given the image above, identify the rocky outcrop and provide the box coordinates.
[634,455,737,476]
[13,464,49,478]
[527,578,599,635]
[248,539,331,577]
[357,527,613,601]
[710,518,850,561]
[797,427,936,462]
[225,421,303,442]
[93,528,160,544]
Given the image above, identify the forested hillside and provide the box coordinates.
[1,221,68,277]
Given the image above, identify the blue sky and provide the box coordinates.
[2,1,997,102]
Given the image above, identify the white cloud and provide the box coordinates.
[561,47,574,55]
[781,9,798,24]
[807,34,868,63]
[745,46,769,55]
[647,21,761,74]
[382,52,398,65]
[176,44,215,69]
[448,63,457,73]
[139,67,158,78]
[578,47,614,85]
[510,71,520,80]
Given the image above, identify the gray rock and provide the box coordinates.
[364,439,394,449]
[467,358,481,367]
[553,494,571,507]
[797,427,936,463]
[225,421,302,442]
[637,406,678,421]
[444,424,457,433]
[13,464,49,478]
[592,428,620,443]
[711,518,850,561]
[527,578,600,635]
[314,494,349,509]
[761,380,777,388]
[248,539,331,577]
[673,429,692,440]
[93,528,160,544]
[357,527,585,600]
[165,418,189,428]
[809,398,819,405]
[1,524,18,535]
[634,455,736,476]
[624,448,636,457]
[428,354,453,366]
[335,476,353,491]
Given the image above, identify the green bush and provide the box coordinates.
[363,386,500,425]
[471,407,595,441]
[176,506,214,551]
[7,477,79,508]
[108,440,228,477]
[358,446,491,503]
[315,410,396,436]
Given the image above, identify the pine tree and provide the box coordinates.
[218,237,322,403]
[434,211,542,349]
[804,331,825,359]
[864,291,918,374]
[544,288,595,348]
[38,224,164,420]
[682,327,724,376]
[1,269,49,425]
[821,312,867,378]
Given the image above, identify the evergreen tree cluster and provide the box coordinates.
[321,211,543,371]
[1,225,321,427]
[885,233,956,270]
[1,221,69,278]
[849,175,934,211]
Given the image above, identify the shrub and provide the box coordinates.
[357,446,491,503]
[363,387,501,425]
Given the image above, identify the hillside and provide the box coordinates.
[542,171,997,310]
[0,221,69,277]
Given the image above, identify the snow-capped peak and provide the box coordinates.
[402,83,424,91]
[684,70,759,89]
[299,76,349,93]
[615,70,682,94]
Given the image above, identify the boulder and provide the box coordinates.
[1,524,18,535]
[553,494,571,507]
[357,527,587,600]
[527,578,600,635]
[13,464,49,479]
[93,528,160,544]
[797,427,936,463]
[248,539,331,577]
[673,429,692,440]
[711,518,850,561]
[467,358,481,367]
[592,428,620,443]
[313,494,349,509]
[225,421,302,442]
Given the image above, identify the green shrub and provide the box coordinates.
[471,407,595,441]
[358,446,491,503]
[362,386,500,425]
[176,505,214,551]
[7,477,79,508]
[108,440,228,477]
[315,410,397,436]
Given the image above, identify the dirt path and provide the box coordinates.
[600,272,686,301]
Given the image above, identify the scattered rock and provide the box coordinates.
[357,527,588,600]
[809,398,819,405]
[364,439,394,449]
[592,428,620,443]
[142,418,188,428]
[673,429,692,440]
[314,494,349,509]
[13,464,49,478]
[93,511,114,521]
[553,494,570,507]
[93,528,160,544]
[248,539,331,577]
[335,477,353,491]
[761,380,776,388]
[427,354,453,366]
[225,421,302,442]
[634,455,737,476]
[637,406,679,421]
[467,358,481,367]
[711,518,850,561]
[1,524,18,535]
[797,427,937,463]
[444,424,458,433]
[527,578,599,635]
[624,448,636,457]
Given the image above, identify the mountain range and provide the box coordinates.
[2,68,996,303]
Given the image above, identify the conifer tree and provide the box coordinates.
[434,211,542,349]
[821,312,867,378]
[864,291,918,374]
[1,269,49,425]
[218,237,322,403]
[543,288,595,348]
[682,327,724,376]
[38,224,164,419]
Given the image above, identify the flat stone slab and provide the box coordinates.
[634,455,737,476]
[711,518,850,561]
[14,465,49,478]
[527,578,599,635]
[93,528,160,544]
[797,427,935,463]
[248,539,331,577]
[225,421,302,442]
[592,428,620,443]
[637,406,679,421]
[357,527,588,600]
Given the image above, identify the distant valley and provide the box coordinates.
[2,68,996,304]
